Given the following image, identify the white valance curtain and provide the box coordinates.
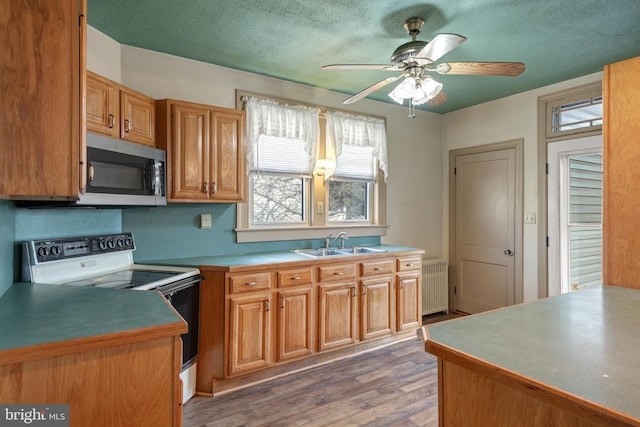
[325,111,388,182]
[244,96,320,174]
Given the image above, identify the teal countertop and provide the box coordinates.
[148,245,424,268]
[0,282,186,359]
[425,285,640,421]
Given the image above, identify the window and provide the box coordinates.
[249,135,312,226]
[325,111,388,225]
[546,91,602,139]
[328,145,374,222]
[236,94,388,242]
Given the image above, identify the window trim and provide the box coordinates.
[235,90,388,243]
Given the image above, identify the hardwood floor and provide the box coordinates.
[183,313,462,427]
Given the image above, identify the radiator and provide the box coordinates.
[422,259,449,315]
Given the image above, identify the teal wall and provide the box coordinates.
[122,204,379,262]
[0,201,379,295]
[0,200,16,295]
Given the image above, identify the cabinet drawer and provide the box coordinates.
[318,264,356,282]
[277,268,313,288]
[229,272,271,293]
[397,257,422,272]
[360,260,394,277]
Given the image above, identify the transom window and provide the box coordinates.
[546,91,602,139]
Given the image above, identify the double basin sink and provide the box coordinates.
[292,247,386,258]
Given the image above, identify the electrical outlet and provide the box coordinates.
[316,202,324,214]
[200,214,212,229]
[524,213,536,224]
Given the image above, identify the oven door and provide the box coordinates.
[156,275,201,369]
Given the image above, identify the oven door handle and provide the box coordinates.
[156,275,202,295]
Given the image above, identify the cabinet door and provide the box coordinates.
[604,57,640,288]
[171,103,211,200]
[277,288,313,361]
[86,72,118,138]
[397,273,422,331]
[228,293,270,376]
[317,282,357,351]
[360,277,393,340]
[210,109,245,201]
[120,87,155,146]
[0,0,84,199]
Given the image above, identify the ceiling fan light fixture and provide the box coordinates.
[412,77,443,105]
[388,76,416,104]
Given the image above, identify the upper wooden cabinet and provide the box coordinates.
[603,56,640,288]
[156,99,245,203]
[0,0,86,199]
[86,71,156,147]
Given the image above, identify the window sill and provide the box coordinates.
[235,224,388,243]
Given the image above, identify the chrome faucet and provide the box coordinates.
[324,232,349,249]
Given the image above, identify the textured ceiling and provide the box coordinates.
[88,0,640,114]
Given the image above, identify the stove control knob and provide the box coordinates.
[50,246,61,256]
[117,239,124,247]
[99,241,107,250]
[36,247,47,258]
[107,240,116,249]
[125,237,133,247]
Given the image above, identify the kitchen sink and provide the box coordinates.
[292,247,386,258]
[335,247,386,255]
[292,249,344,257]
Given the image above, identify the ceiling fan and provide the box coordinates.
[322,17,525,109]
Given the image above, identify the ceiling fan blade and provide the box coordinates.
[415,33,466,63]
[322,64,399,71]
[428,91,448,107]
[343,75,402,104]
[444,62,525,76]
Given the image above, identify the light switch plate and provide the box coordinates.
[200,214,212,229]
[524,213,536,224]
[316,202,324,214]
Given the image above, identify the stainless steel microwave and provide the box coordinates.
[78,133,167,206]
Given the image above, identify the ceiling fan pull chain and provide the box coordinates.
[408,102,416,118]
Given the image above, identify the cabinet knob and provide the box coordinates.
[335,271,345,276]
[265,299,270,312]
[292,275,301,280]
[108,113,115,129]
[245,281,257,286]
[124,119,131,133]
[202,182,208,194]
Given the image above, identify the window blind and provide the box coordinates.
[332,145,376,181]
[251,135,313,176]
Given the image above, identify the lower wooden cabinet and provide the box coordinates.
[197,251,423,395]
[397,272,422,331]
[360,276,393,340]
[277,287,313,361]
[318,282,358,351]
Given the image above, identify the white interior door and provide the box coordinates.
[547,135,602,296]
[455,148,516,314]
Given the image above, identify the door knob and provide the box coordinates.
[504,249,513,256]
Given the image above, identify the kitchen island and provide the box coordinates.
[423,285,640,426]
[0,282,186,427]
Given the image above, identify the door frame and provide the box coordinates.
[536,82,602,299]
[448,139,524,311]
